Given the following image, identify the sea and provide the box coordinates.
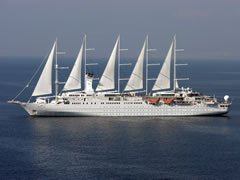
[0,56,240,179]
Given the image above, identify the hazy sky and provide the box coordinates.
[0,0,240,59]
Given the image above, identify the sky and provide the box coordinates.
[0,0,240,60]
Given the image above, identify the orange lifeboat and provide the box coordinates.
[148,99,160,103]
[163,99,174,103]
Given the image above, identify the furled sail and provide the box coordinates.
[63,40,84,91]
[32,42,56,96]
[124,40,146,91]
[96,36,119,91]
[152,41,173,91]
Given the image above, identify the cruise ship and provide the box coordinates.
[8,34,231,116]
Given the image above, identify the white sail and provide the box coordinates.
[124,40,146,91]
[176,80,179,89]
[152,41,173,91]
[32,42,56,96]
[96,36,119,91]
[63,40,84,91]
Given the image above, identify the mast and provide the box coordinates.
[118,34,128,93]
[118,35,120,93]
[55,38,59,100]
[54,38,67,101]
[84,33,96,89]
[84,34,87,77]
[173,34,188,91]
[145,35,157,95]
[173,34,176,91]
[146,35,149,95]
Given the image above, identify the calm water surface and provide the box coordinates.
[0,57,240,179]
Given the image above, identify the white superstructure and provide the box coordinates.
[8,34,231,117]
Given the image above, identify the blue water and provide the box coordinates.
[0,57,240,179]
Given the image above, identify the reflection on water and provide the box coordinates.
[27,115,232,139]
[27,115,231,122]
[21,115,239,179]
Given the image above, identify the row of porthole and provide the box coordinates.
[124,102,143,104]
[72,102,97,105]
[101,108,213,112]
[101,102,121,104]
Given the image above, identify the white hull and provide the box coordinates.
[19,102,230,117]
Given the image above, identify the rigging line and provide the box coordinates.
[11,53,49,102]
[27,95,33,103]
[59,88,65,95]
